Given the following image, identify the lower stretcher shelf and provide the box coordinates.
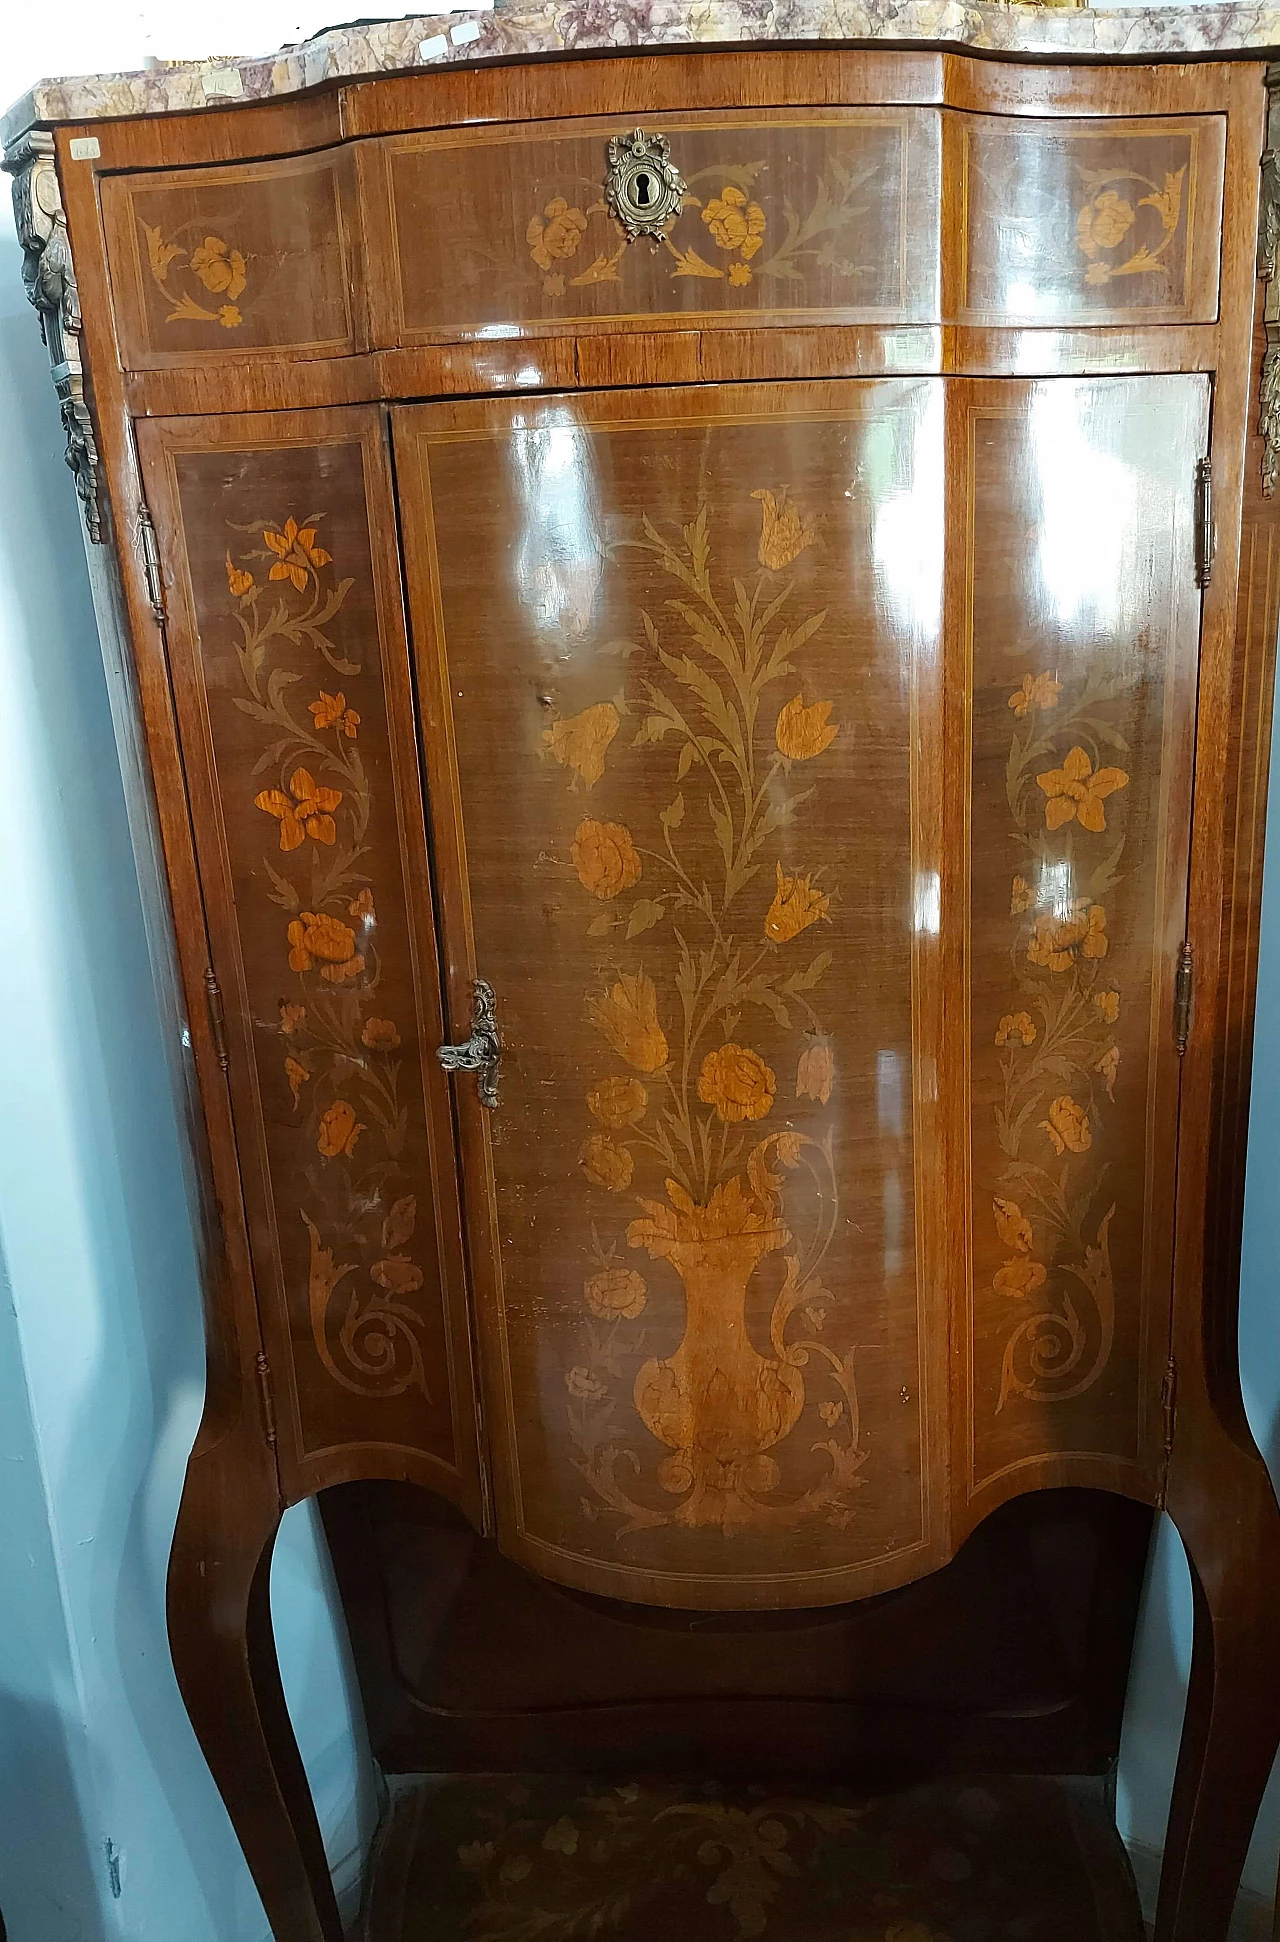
[360,1770,1145,1942]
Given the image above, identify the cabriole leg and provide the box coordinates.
[1156,1456,1280,1942]
[168,1442,342,1942]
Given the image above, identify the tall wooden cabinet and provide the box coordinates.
[7,29,1280,1942]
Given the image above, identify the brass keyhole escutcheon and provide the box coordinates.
[604,128,686,243]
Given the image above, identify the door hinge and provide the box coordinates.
[1195,457,1214,587]
[135,503,167,625]
[1161,1356,1178,1458]
[1173,941,1194,1055]
[204,967,230,1073]
[255,1350,278,1449]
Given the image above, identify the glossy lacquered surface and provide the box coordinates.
[392,373,1203,1607]
[53,41,1280,1942]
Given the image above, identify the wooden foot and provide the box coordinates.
[168,1435,343,1942]
[1156,1447,1280,1942]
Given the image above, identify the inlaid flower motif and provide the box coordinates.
[566,1365,606,1401]
[527,197,588,271]
[1094,988,1121,1024]
[1077,190,1135,257]
[588,1076,648,1127]
[218,305,242,328]
[543,701,620,789]
[542,1819,579,1856]
[703,185,766,259]
[279,1002,306,1035]
[286,910,363,983]
[310,690,360,738]
[1041,1093,1091,1155]
[285,1055,309,1104]
[1036,745,1130,833]
[1027,901,1108,972]
[371,1255,423,1294]
[584,1265,647,1320]
[255,767,342,851]
[349,888,375,922]
[362,1017,401,1051]
[995,1011,1037,1047]
[728,262,752,287]
[764,861,830,942]
[1096,1043,1120,1100]
[628,1173,787,1254]
[993,1257,1047,1299]
[993,1196,1033,1253]
[796,1041,834,1103]
[1008,672,1061,718]
[753,490,818,573]
[318,1098,364,1158]
[190,235,246,301]
[263,518,331,592]
[1010,875,1033,915]
[587,972,668,1072]
[697,1043,776,1123]
[775,692,837,759]
[225,553,254,597]
[571,819,642,899]
[579,1133,634,1191]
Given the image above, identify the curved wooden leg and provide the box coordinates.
[167,1437,343,1942]
[1156,1451,1280,1942]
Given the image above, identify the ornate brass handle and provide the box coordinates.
[436,978,500,1109]
[604,128,686,242]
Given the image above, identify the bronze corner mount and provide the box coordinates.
[3,127,104,542]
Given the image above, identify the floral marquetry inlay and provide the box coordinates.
[220,511,433,1401]
[141,216,249,327]
[986,670,1132,1412]
[538,487,868,1541]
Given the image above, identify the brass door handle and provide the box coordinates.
[437,978,500,1108]
[604,129,686,242]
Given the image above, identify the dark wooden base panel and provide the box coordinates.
[7,35,1280,1942]
[359,1769,1146,1942]
[320,1484,1150,1786]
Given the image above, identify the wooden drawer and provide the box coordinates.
[101,148,366,368]
[359,109,942,342]
[958,113,1225,326]
[98,108,1226,375]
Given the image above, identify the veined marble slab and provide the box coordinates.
[5,0,1280,148]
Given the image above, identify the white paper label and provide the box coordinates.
[450,18,483,42]
[417,33,449,59]
[201,67,245,98]
[68,136,101,161]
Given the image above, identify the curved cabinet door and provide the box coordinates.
[137,408,482,1514]
[396,374,1205,1610]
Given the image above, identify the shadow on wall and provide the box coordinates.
[0,228,374,1940]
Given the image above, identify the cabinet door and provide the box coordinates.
[137,408,482,1514]
[397,381,949,1607]
[395,375,1204,1610]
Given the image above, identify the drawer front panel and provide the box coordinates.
[959,115,1224,325]
[102,150,364,368]
[369,110,940,341]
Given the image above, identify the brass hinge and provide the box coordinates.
[1173,941,1194,1055]
[1161,1356,1178,1458]
[255,1350,278,1450]
[135,504,167,625]
[204,967,230,1073]
[1195,457,1214,587]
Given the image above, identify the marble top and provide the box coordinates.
[6,0,1280,150]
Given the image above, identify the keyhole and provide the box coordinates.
[634,170,654,207]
